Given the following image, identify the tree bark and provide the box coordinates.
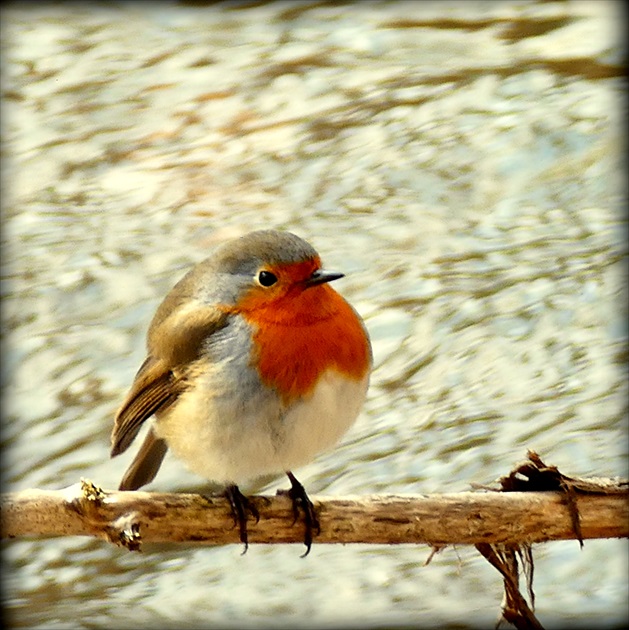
[1,480,627,550]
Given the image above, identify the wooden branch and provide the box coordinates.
[4,455,621,630]
[1,479,627,550]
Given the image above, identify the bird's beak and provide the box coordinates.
[304,269,345,288]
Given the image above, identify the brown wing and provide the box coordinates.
[110,356,182,457]
[110,302,230,489]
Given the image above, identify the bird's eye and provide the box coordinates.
[257,270,278,287]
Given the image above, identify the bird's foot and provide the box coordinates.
[278,471,320,557]
[224,484,259,554]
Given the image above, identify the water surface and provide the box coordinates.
[1,2,627,628]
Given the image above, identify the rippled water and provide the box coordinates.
[1,1,627,628]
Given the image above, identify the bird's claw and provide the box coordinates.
[278,472,320,556]
[225,485,259,554]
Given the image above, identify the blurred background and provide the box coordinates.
[1,1,626,628]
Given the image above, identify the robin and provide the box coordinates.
[110,229,372,554]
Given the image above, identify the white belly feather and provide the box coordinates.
[154,368,369,485]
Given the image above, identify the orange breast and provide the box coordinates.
[235,284,371,405]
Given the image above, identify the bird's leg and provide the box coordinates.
[280,471,321,556]
[224,484,259,554]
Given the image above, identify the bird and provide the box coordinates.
[110,229,372,554]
